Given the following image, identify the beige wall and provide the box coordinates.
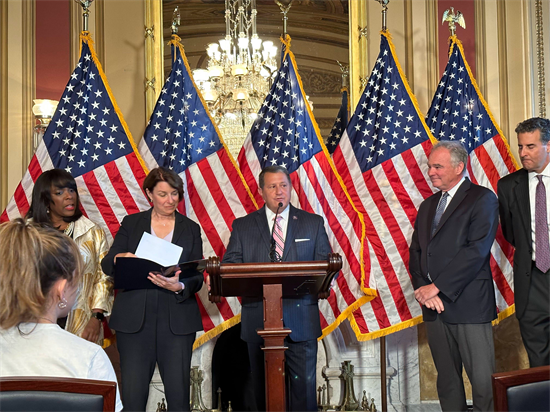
[3,0,25,210]
[0,0,147,211]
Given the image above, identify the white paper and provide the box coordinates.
[135,232,183,267]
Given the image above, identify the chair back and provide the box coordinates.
[0,376,116,412]
[492,365,550,412]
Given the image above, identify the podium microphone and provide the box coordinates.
[269,202,283,262]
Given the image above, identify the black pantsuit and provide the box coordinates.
[116,290,195,411]
[102,209,204,411]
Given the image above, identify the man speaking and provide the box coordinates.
[222,165,331,411]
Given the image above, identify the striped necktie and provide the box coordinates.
[273,215,284,261]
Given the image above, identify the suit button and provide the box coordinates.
[428,253,432,257]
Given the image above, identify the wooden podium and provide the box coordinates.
[207,253,342,412]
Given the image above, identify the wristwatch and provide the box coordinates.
[91,312,105,321]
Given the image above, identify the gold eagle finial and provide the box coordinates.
[442,7,466,36]
[171,6,181,35]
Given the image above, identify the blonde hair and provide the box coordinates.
[0,219,83,329]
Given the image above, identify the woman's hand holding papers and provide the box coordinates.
[148,270,184,293]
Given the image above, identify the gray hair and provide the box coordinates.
[515,117,550,144]
[258,165,291,189]
[431,141,468,174]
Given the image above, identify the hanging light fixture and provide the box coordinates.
[32,99,58,150]
[193,0,278,158]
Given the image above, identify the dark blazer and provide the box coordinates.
[497,168,533,319]
[409,178,499,323]
[222,204,332,343]
[101,209,204,334]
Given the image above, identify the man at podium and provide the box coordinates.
[222,165,331,411]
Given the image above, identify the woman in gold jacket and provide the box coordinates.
[26,169,112,346]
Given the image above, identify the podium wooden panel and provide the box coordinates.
[207,254,342,412]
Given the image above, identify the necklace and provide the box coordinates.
[63,221,75,237]
[37,316,56,324]
[153,211,173,227]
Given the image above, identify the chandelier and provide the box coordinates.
[193,0,278,158]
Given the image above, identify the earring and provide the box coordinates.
[47,208,50,214]
[58,298,67,309]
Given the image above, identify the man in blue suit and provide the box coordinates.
[222,165,332,411]
[409,141,499,411]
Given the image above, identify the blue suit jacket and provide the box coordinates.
[222,204,332,342]
[409,178,499,323]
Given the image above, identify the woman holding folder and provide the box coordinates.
[102,167,204,412]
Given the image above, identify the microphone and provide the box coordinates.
[269,202,284,262]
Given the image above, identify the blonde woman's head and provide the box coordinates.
[0,219,83,328]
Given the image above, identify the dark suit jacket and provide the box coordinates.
[222,204,332,343]
[101,209,204,334]
[409,178,499,323]
[497,168,534,319]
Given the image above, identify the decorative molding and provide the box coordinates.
[535,0,546,117]
[300,70,343,96]
[404,0,413,89]
[145,0,163,121]
[22,0,35,172]
[349,0,368,109]
[426,0,438,101]
[69,0,82,70]
[0,0,8,209]
[94,0,105,66]
[474,0,487,98]
[316,118,339,130]
[497,0,509,136]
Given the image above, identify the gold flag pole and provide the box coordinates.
[375,0,390,32]
[74,0,94,32]
[372,2,389,408]
[275,0,294,38]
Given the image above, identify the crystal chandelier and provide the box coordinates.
[193,0,278,158]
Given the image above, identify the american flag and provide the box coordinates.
[238,36,373,339]
[0,33,150,242]
[333,31,436,338]
[138,36,258,347]
[426,35,518,320]
[326,87,349,154]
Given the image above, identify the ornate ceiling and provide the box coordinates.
[161,0,349,134]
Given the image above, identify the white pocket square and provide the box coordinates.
[295,238,310,242]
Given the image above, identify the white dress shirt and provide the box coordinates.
[439,176,466,212]
[265,204,290,241]
[528,163,550,260]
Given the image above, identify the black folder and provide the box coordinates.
[114,257,207,290]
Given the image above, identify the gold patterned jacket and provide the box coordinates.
[65,216,113,346]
